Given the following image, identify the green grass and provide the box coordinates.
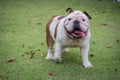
[0,0,120,80]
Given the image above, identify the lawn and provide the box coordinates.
[0,0,120,80]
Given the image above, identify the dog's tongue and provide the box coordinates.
[72,31,85,38]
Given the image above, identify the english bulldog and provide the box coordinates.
[46,8,92,68]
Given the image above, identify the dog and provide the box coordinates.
[113,0,120,2]
[46,8,92,68]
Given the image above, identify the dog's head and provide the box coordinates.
[64,8,91,39]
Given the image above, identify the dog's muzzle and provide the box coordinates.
[64,20,88,39]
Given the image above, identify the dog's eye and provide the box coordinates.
[68,18,72,21]
[82,18,85,21]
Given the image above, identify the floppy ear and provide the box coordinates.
[83,11,92,19]
[66,7,74,15]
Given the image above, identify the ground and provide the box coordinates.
[0,0,120,80]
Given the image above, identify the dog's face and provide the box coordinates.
[64,8,91,39]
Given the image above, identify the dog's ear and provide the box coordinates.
[83,11,92,19]
[66,7,74,15]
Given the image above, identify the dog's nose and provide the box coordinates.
[74,20,79,24]
[73,20,80,31]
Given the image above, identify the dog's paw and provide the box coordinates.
[83,61,92,68]
[62,48,69,52]
[45,54,53,60]
[54,57,62,63]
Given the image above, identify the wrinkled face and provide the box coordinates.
[64,11,90,39]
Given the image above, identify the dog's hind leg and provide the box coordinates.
[46,30,54,60]
[46,18,54,60]
[46,43,54,60]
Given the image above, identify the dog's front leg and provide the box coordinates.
[81,44,92,68]
[54,43,62,63]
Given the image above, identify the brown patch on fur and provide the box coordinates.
[58,16,64,20]
[54,23,59,39]
[46,16,57,48]
[54,16,64,39]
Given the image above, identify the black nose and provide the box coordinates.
[74,20,79,24]
[73,20,80,31]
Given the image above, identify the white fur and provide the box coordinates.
[46,10,92,68]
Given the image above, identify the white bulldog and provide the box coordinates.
[46,8,92,68]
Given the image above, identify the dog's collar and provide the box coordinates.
[64,26,88,40]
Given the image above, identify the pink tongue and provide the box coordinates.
[72,31,85,38]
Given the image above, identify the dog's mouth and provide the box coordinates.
[64,26,88,39]
[70,30,86,38]
[68,30,87,39]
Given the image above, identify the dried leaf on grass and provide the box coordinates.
[107,44,112,48]
[92,41,96,44]
[102,23,108,26]
[40,53,44,57]
[21,54,24,57]
[115,68,118,71]
[36,49,40,51]
[40,42,45,45]
[116,39,119,42]
[12,31,15,33]
[29,51,35,59]
[24,51,31,55]
[90,54,94,57]
[49,70,56,76]
[6,58,16,62]
[21,51,35,59]
[22,48,41,59]
[36,22,42,25]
